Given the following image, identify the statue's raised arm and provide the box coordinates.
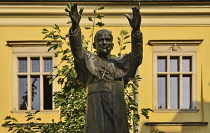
[68,3,84,61]
[125,7,143,65]
[125,7,141,32]
[69,3,84,32]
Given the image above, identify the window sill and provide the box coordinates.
[145,122,208,126]
[11,110,59,114]
[153,109,199,113]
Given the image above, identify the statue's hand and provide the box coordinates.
[125,7,141,31]
[69,3,84,30]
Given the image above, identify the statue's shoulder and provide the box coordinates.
[84,50,101,63]
[109,53,131,63]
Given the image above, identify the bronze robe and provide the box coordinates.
[69,28,143,133]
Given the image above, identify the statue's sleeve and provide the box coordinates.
[69,27,88,85]
[123,30,143,84]
[69,27,85,61]
[131,30,143,64]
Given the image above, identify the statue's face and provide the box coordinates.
[94,32,113,58]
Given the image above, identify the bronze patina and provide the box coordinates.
[68,3,143,133]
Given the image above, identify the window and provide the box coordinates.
[156,55,193,109]
[149,40,202,111]
[17,57,53,110]
[8,41,57,112]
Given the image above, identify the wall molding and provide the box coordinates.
[1,3,210,27]
[145,122,208,126]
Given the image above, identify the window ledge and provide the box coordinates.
[4,123,56,127]
[11,110,59,114]
[7,40,61,47]
[153,109,199,113]
[145,122,208,126]
[148,39,203,46]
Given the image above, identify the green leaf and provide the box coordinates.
[53,35,60,40]
[26,117,33,121]
[47,41,52,46]
[96,14,104,19]
[41,28,49,34]
[2,121,11,127]
[43,34,50,40]
[141,108,153,119]
[117,37,121,42]
[89,33,93,38]
[66,20,71,24]
[11,117,18,122]
[98,5,104,10]
[8,126,13,131]
[96,22,105,27]
[36,117,41,121]
[49,30,56,34]
[65,8,70,12]
[48,46,54,52]
[70,89,75,93]
[85,26,91,29]
[53,24,60,31]
[124,41,131,44]
[4,116,12,120]
[121,46,126,50]
[88,16,93,22]
[121,30,129,35]
[35,110,40,114]
[123,35,130,40]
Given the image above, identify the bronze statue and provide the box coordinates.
[68,3,143,133]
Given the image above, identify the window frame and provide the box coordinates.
[8,41,58,113]
[149,40,202,112]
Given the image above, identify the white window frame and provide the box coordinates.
[8,41,58,113]
[149,40,203,112]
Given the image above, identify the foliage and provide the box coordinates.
[2,3,153,133]
[2,111,43,133]
[2,111,69,133]
[151,129,166,133]
[85,5,105,52]
[117,29,131,57]
[44,24,86,132]
[118,30,153,130]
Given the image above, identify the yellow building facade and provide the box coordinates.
[1,1,210,133]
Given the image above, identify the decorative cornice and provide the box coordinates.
[145,122,208,126]
[1,3,210,26]
[152,109,199,113]
[7,40,61,47]
[148,39,203,46]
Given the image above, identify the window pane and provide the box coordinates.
[158,76,167,109]
[44,58,52,72]
[182,57,192,72]
[170,57,179,72]
[19,76,27,110]
[182,75,191,109]
[31,77,40,110]
[31,58,40,72]
[158,57,167,72]
[170,76,179,109]
[43,76,52,110]
[19,58,27,73]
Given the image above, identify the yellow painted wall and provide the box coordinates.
[1,3,210,133]
[0,27,62,132]
[138,27,210,133]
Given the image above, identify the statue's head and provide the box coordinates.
[93,29,114,58]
